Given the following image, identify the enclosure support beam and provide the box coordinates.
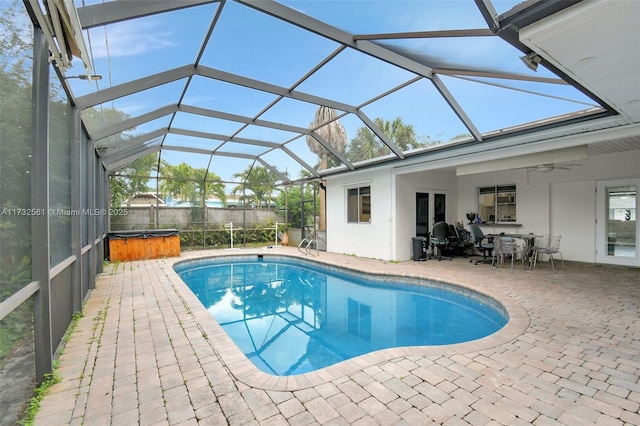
[156,175,161,230]
[99,164,108,266]
[202,181,207,248]
[242,184,247,248]
[300,183,304,241]
[87,136,97,290]
[70,107,83,313]
[32,28,53,383]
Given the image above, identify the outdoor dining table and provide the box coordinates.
[487,233,543,270]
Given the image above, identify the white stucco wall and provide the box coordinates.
[458,149,639,263]
[393,170,459,261]
[550,180,595,263]
[325,148,639,264]
[325,168,395,260]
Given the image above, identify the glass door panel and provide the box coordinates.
[606,186,636,257]
[596,179,639,266]
[415,191,448,237]
[416,193,429,236]
[434,193,446,224]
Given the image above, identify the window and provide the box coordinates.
[347,186,371,223]
[478,185,516,223]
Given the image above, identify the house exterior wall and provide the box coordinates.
[550,181,595,262]
[394,174,414,261]
[326,168,394,259]
[393,170,459,261]
[457,168,547,235]
[326,167,459,261]
[326,148,639,264]
[456,149,639,264]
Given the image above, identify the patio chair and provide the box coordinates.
[530,235,549,265]
[430,221,454,261]
[447,224,470,258]
[469,224,494,265]
[532,235,565,272]
[492,237,523,272]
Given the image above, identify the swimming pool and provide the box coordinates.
[175,255,507,376]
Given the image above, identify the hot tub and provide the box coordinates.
[108,229,180,261]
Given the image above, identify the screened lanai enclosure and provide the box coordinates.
[1,0,637,422]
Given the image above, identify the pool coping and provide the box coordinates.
[162,249,530,391]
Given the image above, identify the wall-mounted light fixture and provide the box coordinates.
[520,52,543,72]
[533,164,554,173]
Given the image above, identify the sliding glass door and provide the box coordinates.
[596,179,638,266]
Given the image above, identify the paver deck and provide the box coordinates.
[35,248,640,425]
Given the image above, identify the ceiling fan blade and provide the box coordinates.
[529,162,582,172]
[528,164,555,172]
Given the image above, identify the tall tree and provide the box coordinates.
[110,153,157,206]
[276,183,316,229]
[306,106,347,231]
[160,163,195,202]
[231,165,279,209]
[79,105,154,207]
[160,163,225,205]
[346,117,422,163]
[193,168,226,206]
[377,117,421,151]
[0,0,33,292]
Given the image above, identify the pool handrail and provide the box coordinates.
[297,238,319,256]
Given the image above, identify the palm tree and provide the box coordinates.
[160,163,226,205]
[231,165,279,209]
[160,163,199,203]
[194,169,227,206]
[110,153,157,206]
[346,117,422,163]
[346,125,384,163]
[377,117,421,151]
[306,106,347,230]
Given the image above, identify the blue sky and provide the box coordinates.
[70,0,598,185]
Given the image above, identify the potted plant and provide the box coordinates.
[277,222,290,246]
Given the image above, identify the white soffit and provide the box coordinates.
[519,0,640,122]
[455,145,588,176]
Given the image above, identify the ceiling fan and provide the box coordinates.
[526,163,581,173]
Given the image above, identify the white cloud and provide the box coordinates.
[87,20,175,58]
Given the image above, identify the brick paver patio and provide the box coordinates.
[35,248,640,425]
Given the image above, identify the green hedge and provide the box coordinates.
[179,225,277,248]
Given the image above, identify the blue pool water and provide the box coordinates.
[175,256,507,376]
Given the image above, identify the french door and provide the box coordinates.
[415,191,447,237]
[595,179,639,266]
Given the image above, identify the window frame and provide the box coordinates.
[347,185,371,223]
[477,184,517,224]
